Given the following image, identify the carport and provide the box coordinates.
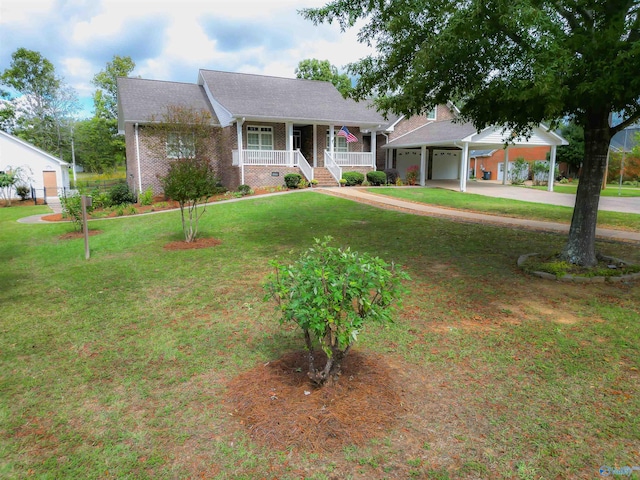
[381,120,568,192]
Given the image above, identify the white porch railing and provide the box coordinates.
[296,151,313,181]
[324,150,342,183]
[232,149,296,166]
[333,152,374,167]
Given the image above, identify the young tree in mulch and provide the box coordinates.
[151,105,223,243]
[264,236,409,387]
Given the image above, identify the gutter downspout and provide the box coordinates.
[135,123,142,194]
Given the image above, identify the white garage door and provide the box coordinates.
[432,150,460,179]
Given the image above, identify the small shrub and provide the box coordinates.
[361,179,371,186]
[284,173,302,189]
[367,170,387,186]
[60,193,87,231]
[15,185,30,200]
[109,183,135,205]
[115,204,126,216]
[559,178,569,184]
[342,171,364,186]
[139,187,154,206]
[299,178,309,189]
[91,190,112,209]
[237,184,253,196]
[395,177,404,186]
[510,157,529,185]
[406,165,419,185]
[339,178,347,186]
[310,179,318,186]
[264,236,409,387]
[384,168,399,184]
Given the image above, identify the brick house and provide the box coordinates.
[469,146,552,181]
[381,105,569,192]
[117,70,568,195]
[117,70,388,195]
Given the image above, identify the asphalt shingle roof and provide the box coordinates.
[198,70,387,126]
[383,120,478,148]
[117,77,218,131]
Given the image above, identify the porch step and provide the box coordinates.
[313,167,339,187]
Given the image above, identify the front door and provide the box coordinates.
[43,171,58,197]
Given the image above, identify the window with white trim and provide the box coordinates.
[247,126,273,150]
[426,107,437,120]
[326,134,348,152]
[166,133,195,158]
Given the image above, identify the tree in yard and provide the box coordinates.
[151,105,222,242]
[302,0,640,266]
[73,117,123,173]
[556,121,585,178]
[295,59,353,97]
[0,166,30,207]
[1,48,78,157]
[92,55,135,120]
[88,55,135,171]
[264,237,409,387]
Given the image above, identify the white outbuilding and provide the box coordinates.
[0,130,70,200]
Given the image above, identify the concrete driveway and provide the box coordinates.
[428,180,640,214]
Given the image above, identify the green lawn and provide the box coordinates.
[369,187,640,232]
[1,193,639,479]
[530,183,640,197]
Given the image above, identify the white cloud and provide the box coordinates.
[0,0,55,24]
[1,0,375,117]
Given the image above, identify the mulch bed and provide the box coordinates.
[163,237,222,250]
[59,230,103,240]
[225,350,405,452]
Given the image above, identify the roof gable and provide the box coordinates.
[198,70,387,127]
[0,130,68,166]
[117,77,219,132]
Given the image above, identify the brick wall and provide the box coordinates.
[471,146,551,180]
[124,123,235,196]
[243,166,301,188]
[389,105,456,140]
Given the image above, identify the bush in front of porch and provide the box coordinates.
[342,171,365,186]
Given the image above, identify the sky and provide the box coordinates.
[0,0,373,117]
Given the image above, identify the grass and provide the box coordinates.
[1,192,639,479]
[71,165,126,190]
[368,186,640,232]
[530,183,640,197]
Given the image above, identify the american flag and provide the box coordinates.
[337,126,358,143]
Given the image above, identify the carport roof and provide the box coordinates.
[383,120,568,149]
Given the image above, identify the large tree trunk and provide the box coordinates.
[561,110,612,267]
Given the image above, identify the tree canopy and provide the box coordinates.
[92,55,135,120]
[303,0,640,266]
[295,58,353,97]
[556,121,585,175]
[0,48,78,157]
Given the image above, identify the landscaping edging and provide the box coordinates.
[517,253,640,283]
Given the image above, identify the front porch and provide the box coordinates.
[232,149,375,186]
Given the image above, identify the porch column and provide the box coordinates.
[371,130,377,168]
[460,142,469,192]
[313,124,318,167]
[329,125,335,156]
[236,118,245,185]
[548,145,557,192]
[419,145,426,186]
[502,146,509,185]
[286,122,294,166]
